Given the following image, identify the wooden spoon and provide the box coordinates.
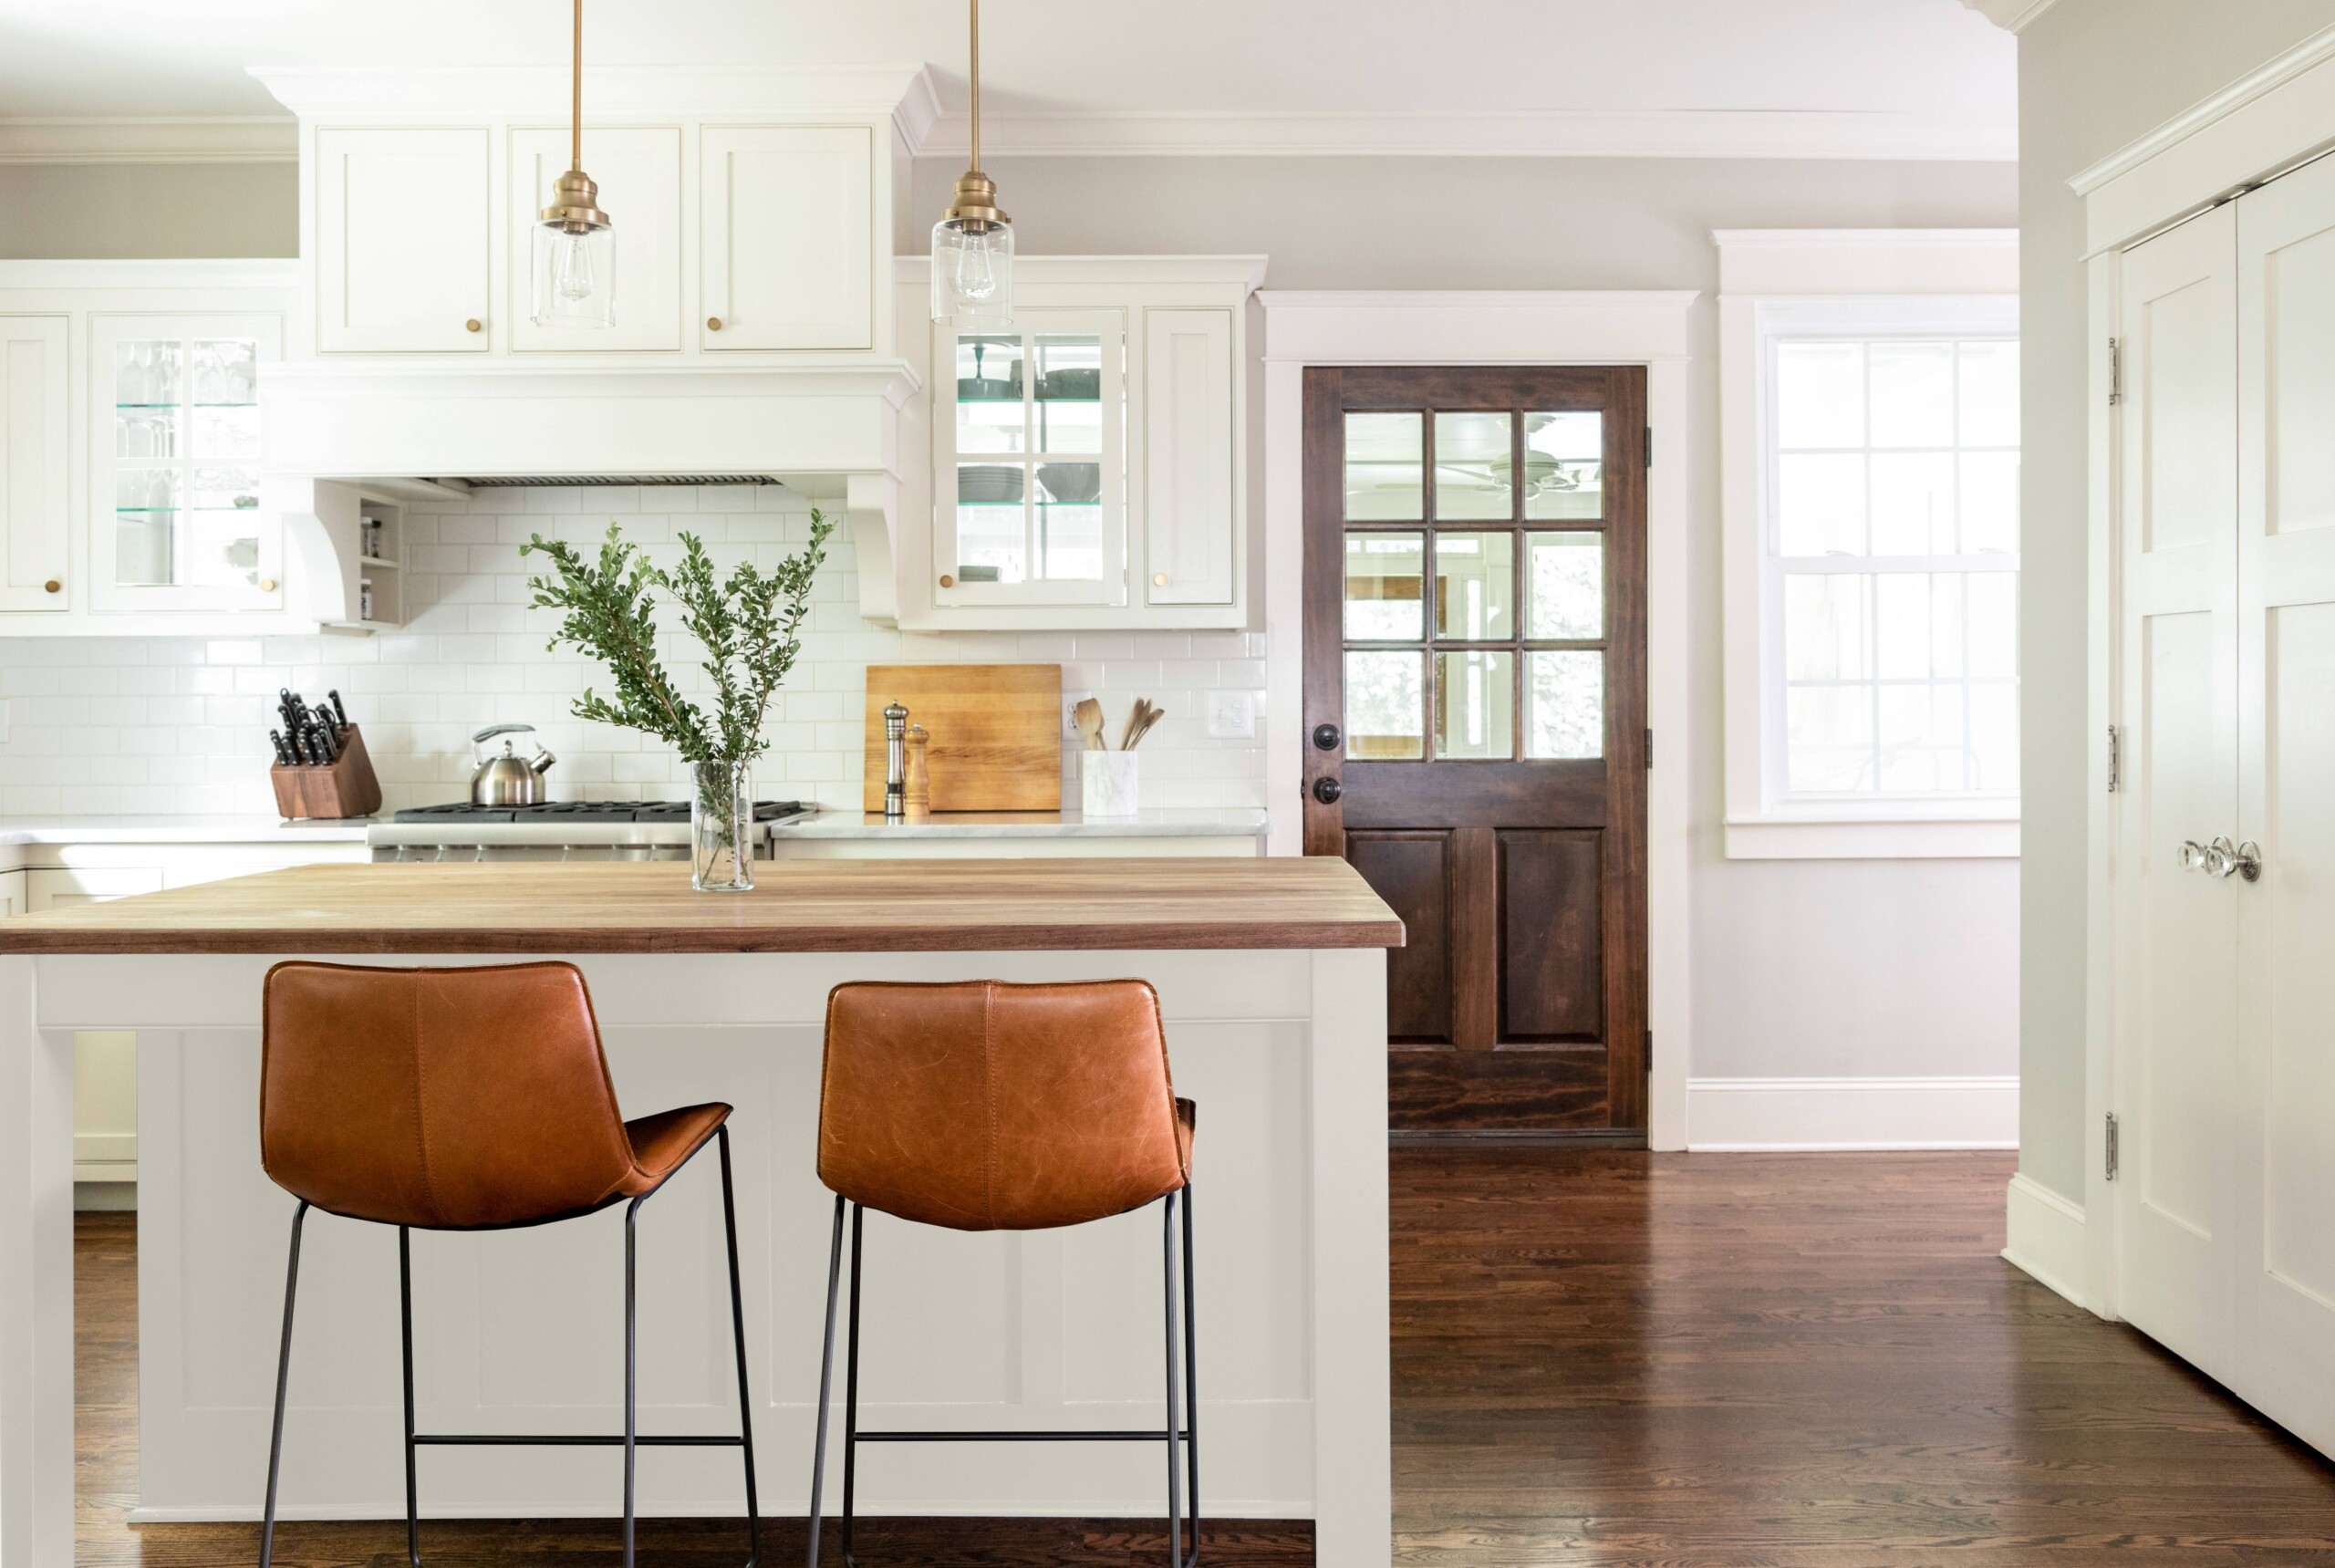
[1074,697,1107,752]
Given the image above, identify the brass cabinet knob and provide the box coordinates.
[464,318,482,333]
[258,577,278,592]
[939,573,956,588]
[43,578,61,594]
[1154,572,1169,587]
[707,316,723,332]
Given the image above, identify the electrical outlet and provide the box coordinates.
[1062,691,1096,741]
[1203,690,1256,739]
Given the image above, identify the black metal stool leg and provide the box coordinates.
[717,1127,763,1568]
[842,1203,864,1567]
[1181,1182,1199,1568]
[1163,1190,1186,1568]
[258,1200,309,1568]
[400,1225,422,1568]
[807,1195,846,1566]
[624,1192,649,1568]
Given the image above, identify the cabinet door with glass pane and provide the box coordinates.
[89,315,283,614]
[933,308,1126,607]
[1302,364,1648,1133]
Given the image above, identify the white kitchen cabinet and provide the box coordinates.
[1144,308,1237,607]
[26,866,163,909]
[700,126,874,350]
[893,256,1263,631]
[510,126,683,353]
[0,869,24,917]
[315,126,492,353]
[0,315,69,613]
[88,312,285,615]
[25,868,161,1189]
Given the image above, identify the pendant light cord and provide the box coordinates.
[968,0,982,175]
[570,0,584,173]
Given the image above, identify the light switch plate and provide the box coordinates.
[1062,691,1096,741]
[1203,690,1256,739]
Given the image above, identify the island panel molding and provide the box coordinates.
[0,858,1405,955]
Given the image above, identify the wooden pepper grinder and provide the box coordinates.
[904,723,931,818]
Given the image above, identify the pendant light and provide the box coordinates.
[531,0,614,329]
[930,0,1014,325]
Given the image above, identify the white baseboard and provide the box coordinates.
[1686,1075,2019,1151]
[2002,1170,2091,1312]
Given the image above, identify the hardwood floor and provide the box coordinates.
[81,1151,2335,1565]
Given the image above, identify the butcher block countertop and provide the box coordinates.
[0,857,1405,955]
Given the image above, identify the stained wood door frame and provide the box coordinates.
[1258,290,1694,1150]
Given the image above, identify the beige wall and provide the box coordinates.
[2017,0,2335,1200]
[0,162,295,258]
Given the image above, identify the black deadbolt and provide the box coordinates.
[1312,722,1342,751]
[1312,776,1343,805]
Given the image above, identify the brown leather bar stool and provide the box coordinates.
[255,961,761,1568]
[806,979,1199,1568]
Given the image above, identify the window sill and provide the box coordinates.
[1724,815,2019,860]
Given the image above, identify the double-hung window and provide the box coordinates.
[1718,231,2019,857]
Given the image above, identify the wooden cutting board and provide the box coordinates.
[862,664,1062,812]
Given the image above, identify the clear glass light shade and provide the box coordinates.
[931,218,1015,325]
[531,221,616,329]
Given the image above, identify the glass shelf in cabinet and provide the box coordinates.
[114,506,179,514]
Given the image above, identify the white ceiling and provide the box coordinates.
[0,0,2017,160]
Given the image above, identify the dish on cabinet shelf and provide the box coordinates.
[958,464,1024,504]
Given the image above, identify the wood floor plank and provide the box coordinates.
[78,1151,2335,1566]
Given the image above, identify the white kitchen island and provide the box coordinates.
[0,858,1397,1568]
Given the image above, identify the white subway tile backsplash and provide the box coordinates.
[0,484,1267,817]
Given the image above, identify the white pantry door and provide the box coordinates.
[2114,202,2243,1386]
[2232,153,2335,1454]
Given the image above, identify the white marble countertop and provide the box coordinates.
[773,807,1269,839]
[0,815,375,846]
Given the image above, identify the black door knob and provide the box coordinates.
[1312,776,1343,805]
[1312,722,1342,751]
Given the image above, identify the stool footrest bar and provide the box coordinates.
[411,1433,745,1447]
[855,1429,1188,1443]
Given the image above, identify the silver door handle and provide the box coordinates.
[2179,839,2213,872]
[2210,836,2263,881]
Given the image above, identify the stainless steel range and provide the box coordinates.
[368,800,810,862]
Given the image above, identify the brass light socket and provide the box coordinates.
[538,167,611,233]
[941,169,1009,232]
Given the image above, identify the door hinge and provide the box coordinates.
[1644,426,1654,468]
[2106,724,2121,794]
[2108,337,2123,406]
[1645,1027,1653,1070]
[2105,1112,2120,1181]
[1645,727,1654,769]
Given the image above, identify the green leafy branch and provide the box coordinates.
[519,507,835,764]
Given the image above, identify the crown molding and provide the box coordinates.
[1959,0,2060,32]
[248,65,932,119]
[914,108,2015,161]
[0,118,294,165]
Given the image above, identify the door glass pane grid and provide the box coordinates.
[1344,404,1610,761]
[1768,333,2019,799]
[949,327,1114,585]
[113,334,264,590]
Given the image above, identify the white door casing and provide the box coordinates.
[2112,202,2241,1384]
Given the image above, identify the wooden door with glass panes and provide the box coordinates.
[89,314,282,614]
[1303,366,1647,1134]
[936,309,1126,606]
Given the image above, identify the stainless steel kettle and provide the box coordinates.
[470,723,558,806]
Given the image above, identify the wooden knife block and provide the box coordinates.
[271,724,384,820]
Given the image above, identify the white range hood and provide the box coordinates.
[252,65,937,627]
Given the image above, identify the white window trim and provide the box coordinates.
[1716,229,2020,859]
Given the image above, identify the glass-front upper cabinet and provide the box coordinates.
[934,308,1126,607]
[89,314,283,614]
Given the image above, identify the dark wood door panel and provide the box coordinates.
[1388,1045,1612,1131]
[1345,830,1453,1045]
[1339,762,1611,829]
[1500,829,1603,1044]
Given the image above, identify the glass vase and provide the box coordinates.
[690,760,754,893]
